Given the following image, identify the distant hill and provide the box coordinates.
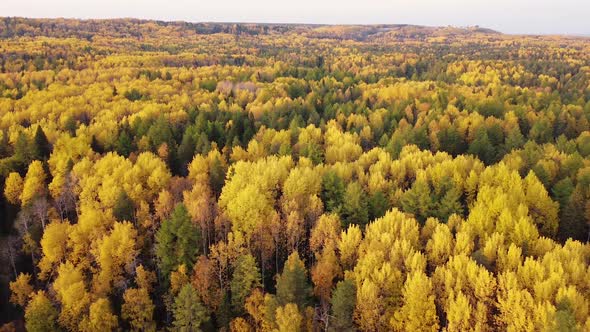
[0,17,501,41]
[305,24,501,41]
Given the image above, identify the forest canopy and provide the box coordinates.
[0,17,589,331]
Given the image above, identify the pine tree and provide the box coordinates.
[330,279,356,332]
[341,182,369,228]
[156,203,201,280]
[195,132,211,155]
[559,188,589,242]
[555,300,577,332]
[437,126,466,156]
[368,191,389,221]
[115,130,133,157]
[172,284,209,331]
[276,252,311,310]
[113,190,135,222]
[209,156,225,197]
[230,254,262,313]
[147,115,174,149]
[552,177,574,210]
[177,129,197,175]
[401,178,433,223]
[14,132,33,165]
[320,171,345,214]
[33,125,51,160]
[468,127,495,165]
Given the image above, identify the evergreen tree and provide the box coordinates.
[33,125,51,160]
[468,127,496,165]
[551,177,574,209]
[558,188,589,242]
[368,191,389,221]
[230,254,261,314]
[320,171,345,214]
[276,252,311,310]
[209,156,225,198]
[115,130,133,157]
[173,284,209,331]
[555,300,577,332]
[300,142,324,165]
[437,126,466,156]
[330,279,356,332]
[341,182,369,228]
[434,186,463,222]
[64,117,77,136]
[215,292,232,330]
[156,204,201,280]
[401,178,433,223]
[177,129,197,175]
[147,115,174,149]
[14,132,33,166]
[505,126,525,151]
[195,132,211,155]
[113,190,135,222]
[90,135,105,154]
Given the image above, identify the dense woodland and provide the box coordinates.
[0,17,589,331]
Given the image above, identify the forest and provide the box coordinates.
[0,17,589,331]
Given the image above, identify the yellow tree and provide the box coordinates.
[9,273,33,307]
[310,213,342,304]
[230,317,253,332]
[281,166,323,250]
[355,280,382,331]
[154,189,174,221]
[170,264,190,296]
[274,303,302,332]
[135,265,156,292]
[391,272,439,332]
[67,206,116,271]
[122,287,155,332]
[245,289,269,331]
[219,156,292,243]
[352,209,422,330]
[432,254,496,332]
[92,221,138,296]
[310,213,341,254]
[446,291,473,332]
[425,222,453,267]
[21,160,47,207]
[25,291,59,332]
[79,298,119,332]
[38,219,71,279]
[4,172,23,205]
[496,272,536,332]
[183,181,214,252]
[52,261,91,331]
[338,224,362,271]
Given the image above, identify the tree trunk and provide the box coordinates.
[7,243,17,279]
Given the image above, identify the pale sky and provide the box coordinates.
[1,0,588,35]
